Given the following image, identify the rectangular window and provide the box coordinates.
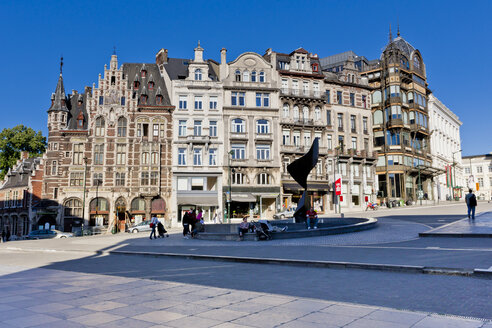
[177,177,188,191]
[350,115,356,132]
[282,129,290,145]
[209,96,218,109]
[153,124,159,136]
[193,148,202,166]
[191,177,204,190]
[94,144,104,165]
[339,135,344,149]
[350,93,355,106]
[352,137,357,150]
[150,172,158,186]
[362,95,366,108]
[141,172,149,186]
[141,152,149,165]
[363,117,368,134]
[73,144,84,165]
[115,172,125,186]
[293,131,300,146]
[51,161,57,175]
[209,148,217,166]
[121,97,126,106]
[465,167,470,174]
[194,96,203,110]
[53,187,58,199]
[326,90,331,104]
[239,92,245,106]
[327,110,331,125]
[151,152,158,165]
[209,121,217,137]
[232,92,245,106]
[364,138,369,151]
[256,144,271,160]
[255,93,270,107]
[178,120,187,136]
[70,172,84,186]
[337,113,343,130]
[304,132,311,146]
[179,95,187,109]
[478,177,484,187]
[93,172,103,186]
[194,120,202,136]
[477,166,483,173]
[337,91,343,105]
[178,148,186,166]
[99,96,104,105]
[116,144,126,165]
[231,144,246,159]
[231,92,238,106]
[256,93,261,107]
[327,135,332,150]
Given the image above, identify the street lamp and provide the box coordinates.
[81,157,88,236]
[227,150,234,223]
[452,149,462,201]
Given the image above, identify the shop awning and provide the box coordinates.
[231,193,256,202]
[252,193,279,199]
[177,194,219,206]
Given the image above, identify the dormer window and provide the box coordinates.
[140,95,148,104]
[235,70,241,82]
[156,95,163,104]
[194,69,202,81]
[111,76,116,85]
[141,70,147,78]
[148,81,154,90]
[312,63,318,72]
[134,81,140,89]
[78,119,83,128]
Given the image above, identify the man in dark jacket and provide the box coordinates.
[182,211,191,239]
[465,188,477,220]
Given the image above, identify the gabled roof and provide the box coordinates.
[0,158,41,190]
[66,91,88,130]
[47,73,69,112]
[163,58,219,81]
[290,47,309,55]
[123,63,172,106]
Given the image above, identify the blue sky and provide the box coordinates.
[0,0,490,156]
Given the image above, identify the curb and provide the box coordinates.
[419,232,492,238]
[102,250,492,279]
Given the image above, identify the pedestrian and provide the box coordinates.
[6,228,10,242]
[149,216,158,240]
[189,209,197,233]
[306,207,318,229]
[237,217,252,241]
[182,211,191,239]
[465,188,477,220]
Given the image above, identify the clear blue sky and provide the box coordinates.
[1,0,490,156]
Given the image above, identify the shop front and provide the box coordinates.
[89,197,109,229]
[282,183,329,213]
[130,197,146,225]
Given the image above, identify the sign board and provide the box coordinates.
[476,182,480,191]
[335,174,342,196]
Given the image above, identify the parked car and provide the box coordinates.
[273,209,296,220]
[127,220,152,233]
[27,230,74,240]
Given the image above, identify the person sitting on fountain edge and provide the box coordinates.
[306,207,318,229]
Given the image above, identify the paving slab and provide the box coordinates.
[420,211,492,237]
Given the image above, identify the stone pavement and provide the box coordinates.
[420,210,492,237]
[0,264,490,328]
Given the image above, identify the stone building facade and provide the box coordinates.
[42,55,173,233]
[428,94,463,201]
[0,152,43,238]
[160,43,224,224]
[462,153,492,201]
[220,49,281,220]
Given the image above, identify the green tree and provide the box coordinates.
[0,125,46,180]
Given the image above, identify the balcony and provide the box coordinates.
[386,118,404,128]
[281,118,324,127]
[280,88,325,100]
[230,132,248,140]
[186,135,210,144]
[255,133,273,141]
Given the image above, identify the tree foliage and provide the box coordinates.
[0,125,46,180]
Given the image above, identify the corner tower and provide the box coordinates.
[47,57,69,133]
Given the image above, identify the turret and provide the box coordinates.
[47,57,69,131]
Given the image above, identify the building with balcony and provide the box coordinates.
[428,94,463,201]
[220,49,281,220]
[160,43,224,224]
[462,153,492,201]
[42,55,174,233]
[361,30,438,204]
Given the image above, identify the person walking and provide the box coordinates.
[182,211,191,239]
[149,216,159,240]
[465,188,477,220]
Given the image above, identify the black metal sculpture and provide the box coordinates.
[287,138,319,223]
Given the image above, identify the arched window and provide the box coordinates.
[95,117,105,136]
[235,70,241,82]
[257,173,271,185]
[231,118,245,133]
[282,103,289,118]
[131,197,146,212]
[314,106,321,120]
[302,106,309,121]
[194,69,202,81]
[64,198,82,217]
[251,71,257,82]
[232,172,245,185]
[373,110,383,125]
[259,71,265,82]
[243,71,249,82]
[372,90,382,104]
[117,117,127,137]
[90,197,109,212]
[293,106,299,120]
[413,54,421,70]
[256,119,270,134]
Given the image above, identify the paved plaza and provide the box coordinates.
[1,203,491,327]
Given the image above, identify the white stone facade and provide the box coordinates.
[462,154,492,201]
[428,94,463,201]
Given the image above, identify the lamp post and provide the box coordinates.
[227,150,234,223]
[81,157,88,236]
[452,149,462,201]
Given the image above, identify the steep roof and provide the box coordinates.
[66,91,88,130]
[383,36,416,58]
[163,58,219,81]
[47,73,69,112]
[122,63,172,106]
[0,158,41,190]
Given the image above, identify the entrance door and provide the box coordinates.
[115,197,127,233]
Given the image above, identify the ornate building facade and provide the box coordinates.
[42,55,173,233]
[160,43,224,224]
[361,31,438,204]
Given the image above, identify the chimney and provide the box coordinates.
[271,52,277,72]
[220,48,227,65]
[156,48,168,66]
